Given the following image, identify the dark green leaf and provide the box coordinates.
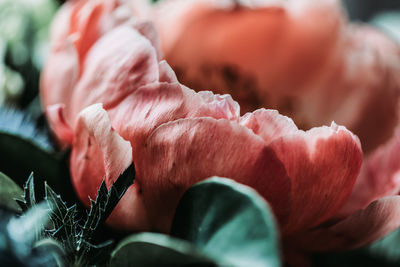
[110,232,217,267]
[0,172,23,212]
[45,183,78,252]
[0,131,78,204]
[171,177,281,267]
[77,163,135,255]
[41,164,135,266]
[0,107,78,205]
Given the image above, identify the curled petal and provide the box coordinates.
[45,104,73,147]
[298,25,400,153]
[195,90,240,120]
[339,130,400,217]
[69,26,159,120]
[133,20,163,60]
[108,82,240,155]
[108,82,187,154]
[40,38,79,114]
[268,123,363,235]
[49,0,75,51]
[241,109,298,144]
[291,196,400,251]
[70,104,148,230]
[68,0,106,65]
[136,117,291,233]
[158,60,178,83]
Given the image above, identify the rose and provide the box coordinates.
[41,0,400,257]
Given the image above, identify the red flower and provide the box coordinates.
[41,0,400,256]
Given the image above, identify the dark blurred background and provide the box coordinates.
[343,0,400,21]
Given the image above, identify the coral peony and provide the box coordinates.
[149,0,400,154]
[41,0,400,258]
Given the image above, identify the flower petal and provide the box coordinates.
[291,196,400,251]
[297,25,400,153]
[158,60,178,83]
[135,117,291,233]
[45,104,73,147]
[152,0,343,113]
[70,104,149,230]
[107,82,240,155]
[339,130,400,217]
[40,38,79,115]
[240,109,298,144]
[268,123,363,235]
[69,25,159,121]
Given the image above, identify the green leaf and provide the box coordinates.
[0,131,78,204]
[42,164,135,266]
[0,172,23,212]
[0,107,78,204]
[171,177,281,267]
[77,163,135,254]
[45,182,78,253]
[110,232,217,267]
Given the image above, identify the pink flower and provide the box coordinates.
[41,0,400,257]
[41,0,241,230]
[148,0,400,154]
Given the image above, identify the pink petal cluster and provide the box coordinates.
[148,0,400,154]
[41,0,400,258]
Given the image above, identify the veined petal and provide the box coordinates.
[158,60,178,83]
[107,82,240,156]
[291,196,400,251]
[339,130,400,217]
[40,38,79,116]
[107,82,187,154]
[268,123,363,235]
[45,104,73,147]
[298,24,400,153]
[241,109,298,144]
[196,90,240,120]
[70,104,149,230]
[135,117,291,233]
[69,26,159,120]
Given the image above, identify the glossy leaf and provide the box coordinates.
[171,177,281,267]
[110,232,216,267]
[0,131,77,204]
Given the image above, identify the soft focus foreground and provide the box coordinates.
[38,0,400,266]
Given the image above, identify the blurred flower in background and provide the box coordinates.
[0,0,57,107]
